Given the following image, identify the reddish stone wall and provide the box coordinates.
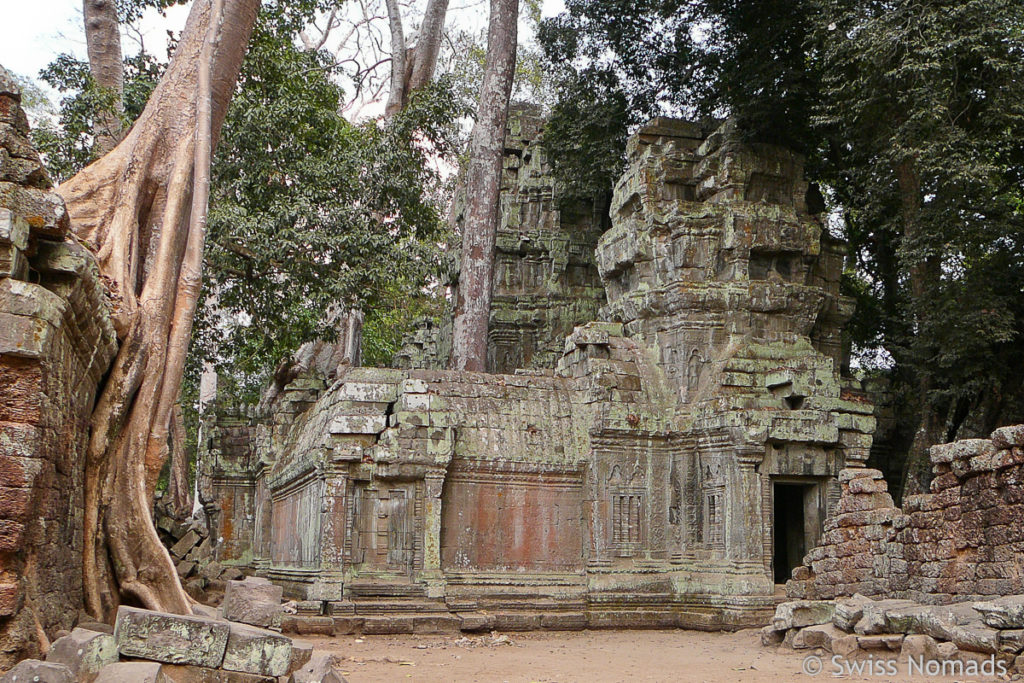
[441,461,584,571]
[787,425,1024,605]
[0,68,118,667]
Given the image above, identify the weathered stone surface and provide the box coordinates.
[280,616,334,636]
[772,601,836,631]
[287,640,314,674]
[159,665,275,683]
[287,654,348,683]
[93,662,169,683]
[833,594,872,632]
[901,634,940,661]
[203,113,876,633]
[45,627,118,682]
[974,596,1024,629]
[221,623,292,677]
[831,634,860,657]
[759,625,784,646]
[0,659,75,683]
[792,623,844,651]
[114,606,229,668]
[0,86,118,668]
[221,578,282,629]
[999,629,1024,655]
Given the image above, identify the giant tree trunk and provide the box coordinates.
[896,156,944,497]
[384,0,451,116]
[407,0,450,94]
[83,0,124,154]
[450,0,518,371]
[166,403,193,519]
[58,0,259,620]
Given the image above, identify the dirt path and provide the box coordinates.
[306,628,1003,682]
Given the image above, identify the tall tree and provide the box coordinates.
[385,0,452,116]
[82,0,124,153]
[58,0,260,619]
[449,0,518,371]
[811,0,1024,495]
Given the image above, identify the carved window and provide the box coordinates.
[612,491,643,555]
[705,490,724,550]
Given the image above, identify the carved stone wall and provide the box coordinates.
[395,104,607,374]
[205,116,874,632]
[0,67,117,668]
[787,426,1024,605]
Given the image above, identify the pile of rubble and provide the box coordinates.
[764,593,1024,673]
[154,502,242,605]
[0,577,346,682]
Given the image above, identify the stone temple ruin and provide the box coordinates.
[199,110,876,633]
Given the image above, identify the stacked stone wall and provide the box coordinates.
[788,425,1024,605]
[0,66,117,667]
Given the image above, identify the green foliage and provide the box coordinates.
[190,7,464,399]
[812,0,1024,430]
[30,52,164,182]
[537,0,818,200]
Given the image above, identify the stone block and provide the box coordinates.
[221,623,292,677]
[792,623,844,651]
[833,594,872,632]
[0,659,75,683]
[280,616,334,636]
[94,662,169,683]
[831,634,860,657]
[221,578,282,629]
[457,612,494,632]
[772,600,835,631]
[159,665,276,682]
[114,606,229,668]
[287,640,314,674]
[287,654,348,683]
[46,627,118,682]
[760,625,784,646]
[974,595,1024,629]
[999,629,1024,655]
[170,530,201,560]
[901,634,940,661]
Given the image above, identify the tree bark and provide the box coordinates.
[896,155,945,497]
[83,0,124,154]
[408,0,450,93]
[58,0,259,620]
[449,0,518,372]
[167,403,192,519]
[383,0,408,118]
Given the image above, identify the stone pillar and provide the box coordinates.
[421,471,446,597]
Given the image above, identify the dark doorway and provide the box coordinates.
[773,483,809,584]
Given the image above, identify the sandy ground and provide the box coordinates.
[305,628,1010,682]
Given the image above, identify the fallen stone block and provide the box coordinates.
[170,530,201,559]
[222,623,293,677]
[833,594,872,632]
[793,623,844,651]
[999,629,1024,655]
[287,639,314,674]
[159,665,276,682]
[760,625,784,646]
[901,634,939,661]
[222,578,283,629]
[46,627,119,682]
[948,624,999,654]
[771,600,835,631]
[76,620,114,635]
[855,634,902,651]
[831,634,860,657]
[94,662,169,682]
[0,659,75,683]
[220,567,244,582]
[114,606,229,668]
[854,599,916,635]
[288,654,348,683]
[974,595,1024,629]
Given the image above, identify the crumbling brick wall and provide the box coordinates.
[787,425,1024,605]
[0,66,118,667]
